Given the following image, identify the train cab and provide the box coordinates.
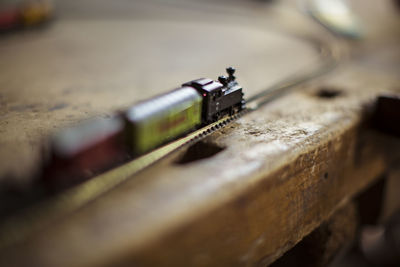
[183,78,224,123]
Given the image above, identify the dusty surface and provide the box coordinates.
[0,0,399,266]
[0,0,324,185]
[1,64,400,266]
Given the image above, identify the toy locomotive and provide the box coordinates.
[43,67,245,190]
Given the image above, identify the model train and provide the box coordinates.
[43,67,245,190]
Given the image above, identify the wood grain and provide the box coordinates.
[0,0,323,185]
[0,0,399,266]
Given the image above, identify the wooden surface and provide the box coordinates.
[0,0,400,266]
[0,0,322,185]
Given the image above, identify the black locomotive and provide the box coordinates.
[184,67,245,123]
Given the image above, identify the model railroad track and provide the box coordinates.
[0,111,250,248]
[0,35,342,249]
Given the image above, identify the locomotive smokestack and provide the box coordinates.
[226,67,236,81]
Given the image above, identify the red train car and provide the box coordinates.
[42,117,128,191]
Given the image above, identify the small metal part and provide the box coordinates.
[218,75,228,86]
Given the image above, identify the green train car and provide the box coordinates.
[125,87,202,155]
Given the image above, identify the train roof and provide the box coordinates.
[183,78,223,93]
[126,87,201,122]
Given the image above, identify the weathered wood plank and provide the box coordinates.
[1,65,399,266]
[0,0,399,266]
